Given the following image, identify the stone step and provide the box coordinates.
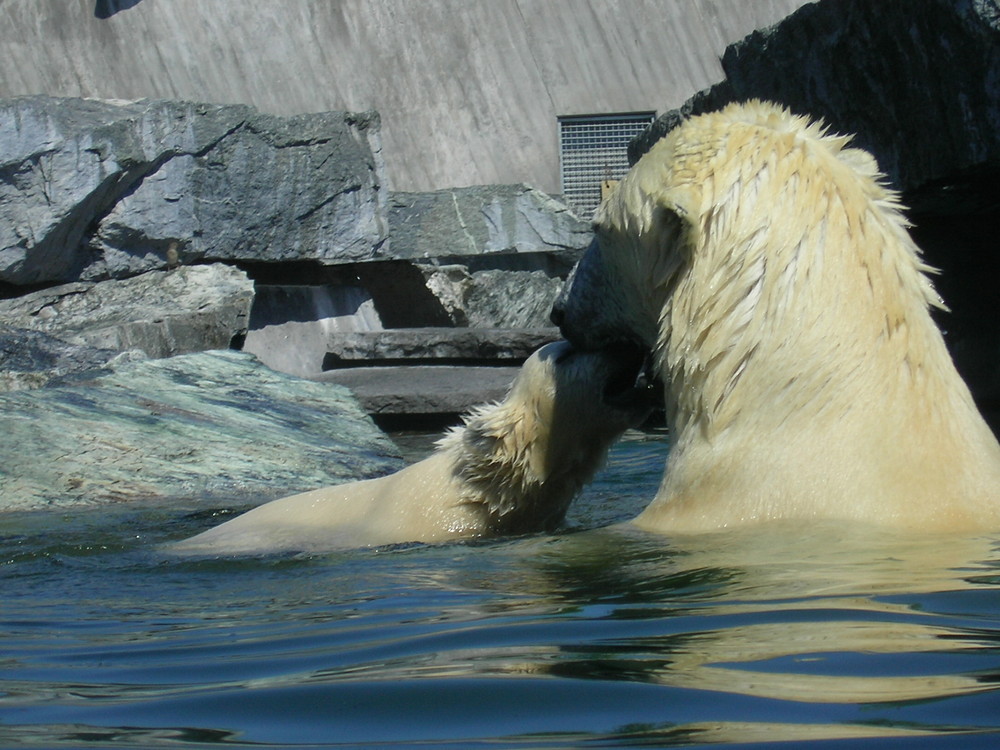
[322,327,560,368]
[313,365,520,427]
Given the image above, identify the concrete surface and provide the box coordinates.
[1,0,810,193]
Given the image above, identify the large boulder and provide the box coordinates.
[0,263,254,359]
[0,350,402,510]
[630,0,1000,199]
[0,96,387,286]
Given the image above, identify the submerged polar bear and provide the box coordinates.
[174,341,653,555]
[553,100,1000,533]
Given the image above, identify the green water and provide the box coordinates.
[2,431,999,748]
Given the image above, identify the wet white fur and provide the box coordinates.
[589,101,1000,532]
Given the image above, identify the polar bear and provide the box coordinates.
[172,341,653,555]
[552,100,1000,533]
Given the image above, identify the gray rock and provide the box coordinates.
[0,264,254,358]
[0,350,402,510]
[0,325,130,392]
[630,0,1000,199]
[463,268,566,328]
[0,96,387,286]
[417,263,567,328]
[387,184,590,261]
[315,365,520,417]
[324,327,559,365]
[243,283,384,377]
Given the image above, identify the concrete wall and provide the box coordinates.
[2,0,809,193]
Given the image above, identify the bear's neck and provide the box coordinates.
[660,195,954,439]
[643,215,1000,530]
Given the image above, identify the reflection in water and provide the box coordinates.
[305,524,1000,743]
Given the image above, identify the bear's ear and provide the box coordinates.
[653,184,698,230]
[644,193,697,292]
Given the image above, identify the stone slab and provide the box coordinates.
[324,327,560,365]
[0,96,387,286]
[314,365,520,416]
[0,263,254,358]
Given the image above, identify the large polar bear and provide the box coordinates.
[552,100,1000,533]
[173,341,653,555]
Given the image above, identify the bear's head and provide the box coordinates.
[444,340,655,531]
[553,100,942,436]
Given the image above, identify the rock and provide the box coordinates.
[378,185,587,328]
[464,268,567,328]
[0,264,254,358]
[386,184,591,261]
[0,325,130,392]
[629,0,1000,199]
[0,96,387,286]
[415,264,564,328]
[315,365,520,421]
[324,327,559,366]
[0,350,402,510]
[243,283,384,377]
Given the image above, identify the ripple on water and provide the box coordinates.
[1,432,1000,747]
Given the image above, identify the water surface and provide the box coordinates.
[2,431,1000,747]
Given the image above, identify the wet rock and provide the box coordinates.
[0,264,253,359]
[0,96,387,286]
[0,350,402,510]
[0,325,129,392]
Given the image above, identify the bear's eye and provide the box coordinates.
[554,347,575,365]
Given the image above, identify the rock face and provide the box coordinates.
[0,326,126,392]
[629,0,1000,198]
[0,350,402,510]
[630,0,1000,407]
[0,95,588,422]
[0,264,254,359]
[239,185,588,387]
[387,184,591,261]
[0,96,387,286]
[378,184,590,330]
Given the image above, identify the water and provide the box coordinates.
[2,430,1000,748]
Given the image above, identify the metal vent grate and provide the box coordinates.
[559,112,655,217]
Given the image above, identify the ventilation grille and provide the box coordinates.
[559,112,655,217]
